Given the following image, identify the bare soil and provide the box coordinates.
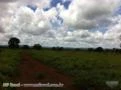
[14,52,78,90]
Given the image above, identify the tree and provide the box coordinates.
[88,48,94,51]
[52,47,64,51]
[8,37,20,48]
[22,45,30,49]
[75,48,80,51]
[52,47,56,50]
[95,47,103,52]
[33,44,42,50]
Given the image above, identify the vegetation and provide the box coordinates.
[8,37,20,48]
[33,44,42,50]
[30,49,121,89]
[95,47,104,52]
[22,45,30,49]
[0,36,121,89]
[0,49,21,87]
[52,47,64,51]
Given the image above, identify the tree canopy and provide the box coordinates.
[8,37,20,48]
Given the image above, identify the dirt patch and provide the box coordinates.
[13,52,77,90]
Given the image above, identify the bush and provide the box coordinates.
[88,48,94,51]
[75,48,80,51]
[33,44,42,50]
[95,47,104,52]
[52,47,64,51]
[72,73,106,90]
[22,45,30,49]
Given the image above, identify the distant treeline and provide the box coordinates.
[0,37,120,53]
[1,44,121,53]
[51,47,121,53]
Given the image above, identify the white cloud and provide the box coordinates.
[104,15,121,47]
[59,0,120,30]
[0,0,121,48]
[5,6,57,35]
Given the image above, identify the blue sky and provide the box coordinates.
[27,4,37,11]
[27,0,71,11]
[50,0,71,9]
[115,6,121,15]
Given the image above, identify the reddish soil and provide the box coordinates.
[14,52,78,90]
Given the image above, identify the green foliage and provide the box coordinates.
[33,44,42,50]
[30,49,121,89]
[8,37,20,48]
[0,49,21,84]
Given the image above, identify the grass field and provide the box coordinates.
[0,49,21,84]
[30,49,121,89]
[1,49,121,89]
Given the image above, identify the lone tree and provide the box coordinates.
[8,37,20,48]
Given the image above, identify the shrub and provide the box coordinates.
[22,45,30,49]
[95,47,104,52]
[33,44,42,50]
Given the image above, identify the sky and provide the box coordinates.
[0,0,121,48]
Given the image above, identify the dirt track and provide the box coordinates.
[14,52,77,90]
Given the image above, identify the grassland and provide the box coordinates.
[1,48,121,89]
[0,49,21,84]
[30,49,121,89]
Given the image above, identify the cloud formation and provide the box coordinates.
[59,0,120,30]
[0,0,121,48]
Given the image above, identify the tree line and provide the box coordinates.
[8,37,42,50]
[6,37,121,52]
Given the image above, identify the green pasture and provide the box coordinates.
[0,49,21,84]
[30,49,121,89]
